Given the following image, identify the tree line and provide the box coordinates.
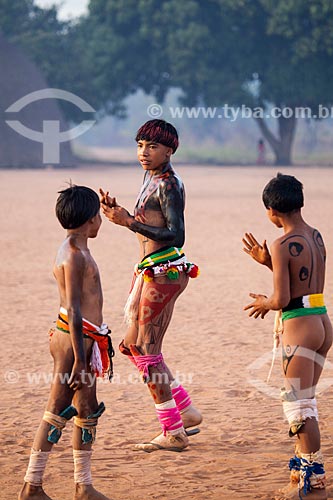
[1,0,333,165]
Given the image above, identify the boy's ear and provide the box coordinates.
[272,208,284,217]
[166,147,173,158]
[89,213,98,223]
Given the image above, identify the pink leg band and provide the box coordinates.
[134,353,165,382]
[155,404,184,436]
[171,384,192,412]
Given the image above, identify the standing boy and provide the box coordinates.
[243,173,332,498]
[100,119,201,453]
[19,185,113,500]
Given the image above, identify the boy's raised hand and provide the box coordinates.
[100,188,133,228]
[99,188,117,208]
[242,232,272,269]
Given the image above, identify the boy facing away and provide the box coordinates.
[19,185,113,500]
[100,119,202,453]
[243,173,332,499]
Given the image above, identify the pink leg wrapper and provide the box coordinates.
[134,353,165,383]
[171,382,192,412]
[155,400,184,436]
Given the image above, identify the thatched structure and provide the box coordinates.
[0,32,76,168]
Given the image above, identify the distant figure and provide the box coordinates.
[19,185,113,500]
[257,138,266,165]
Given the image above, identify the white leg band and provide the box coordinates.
[73,449,93,485]
[24,449,51,486]
[283,398,318,436]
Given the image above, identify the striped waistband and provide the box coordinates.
[282,294,326,321]
[56,307,104,336]
[282,293,325,312]
[55,308,114,381]
[138,247,184,270]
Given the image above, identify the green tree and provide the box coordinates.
[5,0,332,163]
[0,0,96,122]
[86,0,332,165]
[79,0,172,116]
[251,0,333,164]
[0,0,68,85]
[138,0,333,165]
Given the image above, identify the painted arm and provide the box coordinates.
[101,179,185,247]
[130,178,185,245]
[244,239,290,318]
[63,250,86,390]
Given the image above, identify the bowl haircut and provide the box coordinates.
[56,185,100,229]
[135,119,179,153]
[262,173,304,213]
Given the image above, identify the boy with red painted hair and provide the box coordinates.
[100,119,202,452]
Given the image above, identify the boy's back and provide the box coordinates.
[243,173,332,497]
[272,223,326,300]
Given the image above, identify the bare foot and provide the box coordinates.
[134,430,189,453]
[74,484,111,500]
[274,483,327,500]
[18,483,53,500]
[181,404,202,429]
[274,482,299,500]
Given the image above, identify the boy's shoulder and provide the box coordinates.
[159,167,184,190]
[271,234,288,249]
[270,232,302,255]
[271,224,322,253]
[56,237,88,267]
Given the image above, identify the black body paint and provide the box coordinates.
[282,344,299,376]
[281,234,313,287]
[131,164,185,247]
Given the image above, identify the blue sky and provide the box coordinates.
[34,0,89,20]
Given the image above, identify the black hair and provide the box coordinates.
[262,173,304,213]
[56,184,100,229]
[135,119,179,153]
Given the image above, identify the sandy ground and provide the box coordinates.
[1,165,333,500]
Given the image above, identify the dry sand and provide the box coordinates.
[1,165,333,500]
